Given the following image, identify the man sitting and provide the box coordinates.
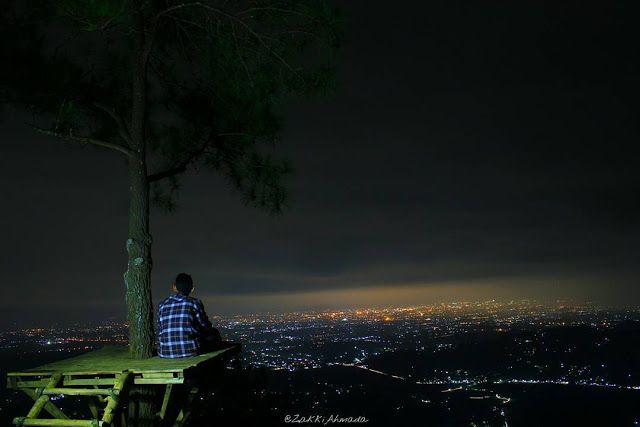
[157,273,222,358]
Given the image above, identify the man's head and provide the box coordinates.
[173,273,194,296]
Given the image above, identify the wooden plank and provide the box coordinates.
[22,345,240,375]
[42,388,112,396]
[15,380,50,388]
[140,372,176,378]
[133,377,184,385]
[64,378,116,386]
[8,372,54,377]
[13,419,100,427]
[18,374,183,387]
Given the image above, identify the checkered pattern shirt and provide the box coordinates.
[157,293,213,358]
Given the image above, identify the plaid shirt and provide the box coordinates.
[157,293,213,358]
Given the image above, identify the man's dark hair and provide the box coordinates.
[175,273,194,295]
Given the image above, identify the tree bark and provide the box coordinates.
[124,154,155,359]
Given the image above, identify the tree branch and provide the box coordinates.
[151,2,304,81]
[147,161,190,183]
[231,24,253,84]
[151,2,224,21]
[238,7,308,17]
[147,143,206,183]
[93,102,132,146]
[32,126,133,157]
[147,131,246,182]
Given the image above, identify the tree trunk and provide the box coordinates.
[124,154,155,359]
[121,3,158,424]
[124,154,157,424]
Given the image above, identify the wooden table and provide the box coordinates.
[7,344,241,426]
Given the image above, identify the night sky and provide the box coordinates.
[2,0,640,327]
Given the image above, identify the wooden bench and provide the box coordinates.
[7,344,241,426]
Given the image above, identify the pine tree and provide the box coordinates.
[1,0,340,359]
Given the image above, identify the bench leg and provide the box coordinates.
[173,387,199,427]
[158,384,173,421]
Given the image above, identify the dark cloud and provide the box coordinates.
[2,0,640,326]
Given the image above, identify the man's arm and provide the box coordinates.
[156,302,163,352]
[193,299,213,333]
